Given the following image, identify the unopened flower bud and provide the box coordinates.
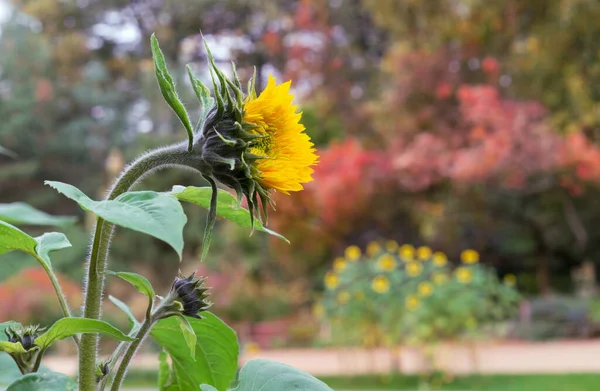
[153,273,212,321]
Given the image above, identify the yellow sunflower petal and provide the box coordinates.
[243,75,318,194]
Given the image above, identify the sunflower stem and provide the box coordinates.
[78,142,203,391]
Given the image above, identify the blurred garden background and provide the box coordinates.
[3,0,600,389]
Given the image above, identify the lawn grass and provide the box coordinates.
[122,369,600,390]
[319,373,600,391]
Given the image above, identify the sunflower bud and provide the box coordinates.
[153,273,211,321]
[3,325,44,374]
[95,359,110,383]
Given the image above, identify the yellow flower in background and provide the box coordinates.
[345,245,361,261]
[504,274,517,286]
[432,272,448,285]
[455,267,473,283]
[377,254,397,272]
[461,249,480,264]
[337,290,351,305]
[406,261,422,277]
[385,240,399,252]
[244,341,261,356]
[405,294,420,311]
[312,303,324,317]
[418,281,434,297]
[399,244,415,261]
[324,272,339,289]
[371,275,391,293]
[432,251,447,267]
[366,241,381,257]
[243,75,318,194]
[417,246,432,260]
[333,257,346,273]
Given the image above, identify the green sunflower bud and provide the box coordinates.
[3,325,44,374]
[153,273,212,321]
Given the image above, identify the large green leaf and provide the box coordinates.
[222,360,333,391]
[0,221,71,271]
[171,186,288,243]
[151,312,238,391]
[45,181,187,258]
[0,203,75,226]
[35,318,134,350]
[6,372,77,391]
[151,34,194,150]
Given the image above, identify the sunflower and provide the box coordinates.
[432,252,447,267]
[324,272,339,290]
[416,246,432,260]
[461,249,480,264]
[243,75,318,193]
[191,42,318,239]
[345,245,362,261]
[406,261,422,277]
[371,275,391,294]
[398,244,415,261]
[405,294,420,311]
[418,281,434,297]
[376,254,397,272]
[333,257,347,273]
[455,267,473,284]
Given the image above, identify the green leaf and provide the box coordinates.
[151,33,194,150]
[6,372,77,391]
[0,203,75,226]
[187,65,215,130]
[200,386,218,391]
[45,181,187,259]
[106,270,155,299]
[227,360,333,391]
[108,295,140,329]
[171,186,289,243]
[0,221,37,256]
[151,312,238,391]
[175,316,196,358]
[0,342,28,354]
[0,221,71,271]
[35,233,72,268]
[35,318,134,350]
[158,349,171,390]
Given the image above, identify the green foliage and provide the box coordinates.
[46,181,187,259]
[6,372,77,391]
[151,34,194,150]
[106,271,155,316]
[0,203,75,226]
[151,313,239,391]
[34,318,134,350]
[221,359,333,391]
[0,221,71,271]
[171,186,288,242]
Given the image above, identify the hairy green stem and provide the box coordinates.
[78,142,203,391]
[37,257,79,346]
[109,318,153,391]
